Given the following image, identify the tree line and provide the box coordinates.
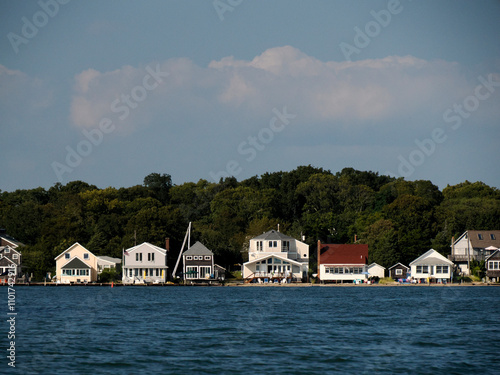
[1,166,499,280]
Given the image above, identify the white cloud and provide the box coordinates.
[68,46,495,136]
[0,64,53,110]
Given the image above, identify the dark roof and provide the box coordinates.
[0,234,24,248]
[319,244,368,265]
[252,230,295,241]
[468,230,500,249]
[62,257,91,269]
[184,242,213,256]
[486,249,500,261]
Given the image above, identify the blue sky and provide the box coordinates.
[1,0,499,192]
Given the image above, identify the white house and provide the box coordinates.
[449,230,500,275]
[318,242,369,283]
[122,242,168,284]
[243,230,309,281]
[54,243,98,284]
[367,263,385,279]
[410,249,454,283]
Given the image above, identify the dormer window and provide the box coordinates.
[478,234,484,240]
[282,241,290,252]
[186,256,192,260]
[491,234,496,240]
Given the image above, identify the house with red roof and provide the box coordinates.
[317,241,369,283]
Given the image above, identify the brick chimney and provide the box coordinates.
[165,238,170,252]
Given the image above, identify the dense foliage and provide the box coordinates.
[1,167,499,280]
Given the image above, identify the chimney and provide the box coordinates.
[277,224,280,232]
[165,238,170,252]
[317,240,321,281]
[354,234,357,243]
[451,236,454,255]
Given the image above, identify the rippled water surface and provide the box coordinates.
[11,285,500,374]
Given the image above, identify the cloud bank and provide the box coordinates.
[68,46,484,136]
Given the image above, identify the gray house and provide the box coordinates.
[388,262,409,280]
[0,245,22,279]
[97,256,122,274]
[450,230,500,275]
[183,242,217,281]
[122,242,168,284]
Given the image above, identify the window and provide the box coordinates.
[13,254,18,259]
[395,269,403,275]
[136,253,142,262]
[436,266,448,273]
[186,266,197,279]
[129,269,133,277]
[489,261,499,270]
[478,234,484,240]
[256,241,263,251]
[416,266,429,273]
[5,248,10,253]
[282,241,290,252]
[325,267,330,274]
[186,256,192,260]
[65,253,70,259]
[205,256,211,260]
[200,266,211,278]
[333,267,343,274]
[491,234,496,240]
[273,241,277,248]
[256,265,260,271]
[84,253,89,260]
[151,253,155,262]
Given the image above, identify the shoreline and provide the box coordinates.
[3,282,499,287]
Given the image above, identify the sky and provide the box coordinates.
[1,0,499,192]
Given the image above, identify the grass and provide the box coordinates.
[378,277,397,284]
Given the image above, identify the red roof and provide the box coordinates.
[319,243,368,265]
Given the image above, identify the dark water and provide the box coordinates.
[7,285,500,374]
